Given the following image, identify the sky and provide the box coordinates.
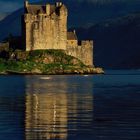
[0,0,22,13]
[0,0,38,13]
[0,0,139,13]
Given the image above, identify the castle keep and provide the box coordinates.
[23,1,93,66]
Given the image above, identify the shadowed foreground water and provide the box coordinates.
[0,70,140,140]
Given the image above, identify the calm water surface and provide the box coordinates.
[0,70,140,140]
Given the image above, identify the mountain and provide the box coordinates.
[75,13,140,69]
[0,0,140,68]
[0,0,140,37]
[38,0,140,27]
[0,13,9,21]
[0,0,140,40]
[0,8,23,41]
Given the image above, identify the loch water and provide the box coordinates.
[0,70,140,140]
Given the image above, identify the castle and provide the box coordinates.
[23,0,93,66]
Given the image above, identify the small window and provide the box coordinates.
[34,22,39,30]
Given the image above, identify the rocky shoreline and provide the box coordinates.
[0,67,104,75]
[0,49,104,75]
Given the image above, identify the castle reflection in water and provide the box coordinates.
[25,76,94,140]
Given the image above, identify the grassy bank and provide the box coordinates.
[0,49,104,75]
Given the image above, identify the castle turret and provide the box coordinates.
[59,4,67,16]
[58,4,67,50]
[24,0,29,8]
[46,4,50,15]
[56,2,62,7]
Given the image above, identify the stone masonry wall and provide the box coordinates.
[66,41,93,66]
[67,40,77,48]
[24,4,67,51]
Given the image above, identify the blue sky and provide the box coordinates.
[0,0,39,13]
[0,0,22,13]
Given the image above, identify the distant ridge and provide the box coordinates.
[0,8,24,41]
[76,13,140,69]
[0,1,140,68]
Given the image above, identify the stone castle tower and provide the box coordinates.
[23,0,93,66]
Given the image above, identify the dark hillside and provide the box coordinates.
[76,13,140,69]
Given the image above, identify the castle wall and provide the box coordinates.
[0,42,9,51]
[67,40,78,47]
[59,6,67,50]
[24,14,33,51]
[66,41,93,66]
[23,4,67,51]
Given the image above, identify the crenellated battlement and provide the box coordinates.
[24,1,67,17]
[78,40,93,47]
[66,39,93,66]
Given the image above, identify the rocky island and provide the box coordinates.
[0,49,104,75]
[0,1,104,75]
